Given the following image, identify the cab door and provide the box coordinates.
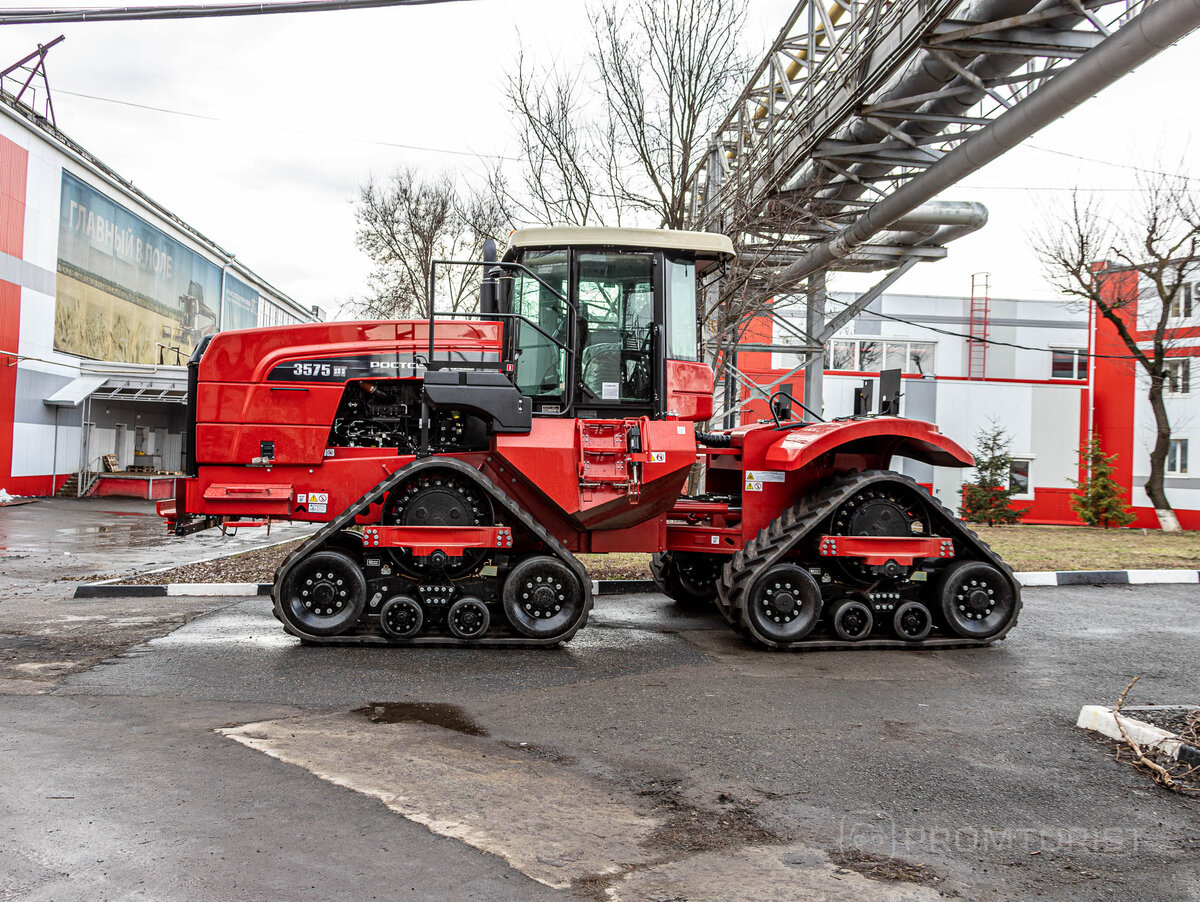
[573,250,662,419]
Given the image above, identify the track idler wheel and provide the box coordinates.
[380,595,423,640]
[447,597,490,640]
[828,596,874,641]
[502,555,586,640]
[938,560,1015,640]
[743,564,822,646]
[279,549,367,637]
[650,551,722,611]
[892,600,933,641]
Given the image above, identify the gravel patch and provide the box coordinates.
[103,542,652,584]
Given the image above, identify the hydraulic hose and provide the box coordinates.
[696,431,733,448]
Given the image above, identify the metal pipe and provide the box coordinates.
[782,0,1084,203]
[218,255,237,331]
[776,0,1200,283]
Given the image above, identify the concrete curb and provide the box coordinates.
[73,568,1200,599]
[1077,705,1200,767]
[1012,569,1200,586]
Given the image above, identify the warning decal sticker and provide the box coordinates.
[744,470,785,492]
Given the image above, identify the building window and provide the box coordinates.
[829,339,856,369]
[1168,283,1194,320]
[1009,458,1032,496]
[1167,439,1189,475]
[1165,358,1191,395]
[824,338,935,374]
[1051,349,1086,380]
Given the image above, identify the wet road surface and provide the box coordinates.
[2,586,1198,900]
[0,497,313,591]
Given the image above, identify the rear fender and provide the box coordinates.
[761,417,973,472]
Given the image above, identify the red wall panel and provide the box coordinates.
[0,134,28,489]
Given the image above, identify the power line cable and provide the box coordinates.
[54,88,520,161]
[0,0,475,26]
[1026,143,1198,182]
[822,294,1146,361]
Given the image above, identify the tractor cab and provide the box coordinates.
[496,227,734,420]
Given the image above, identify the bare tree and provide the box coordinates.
[504,51,608,227]
[590,0,748,229]
[1035,176,1200,532]
[503,0,748,230]
[354,168,510,319]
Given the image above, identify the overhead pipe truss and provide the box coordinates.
[695,0,1200,419]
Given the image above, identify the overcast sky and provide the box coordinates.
[4,0,1199,315]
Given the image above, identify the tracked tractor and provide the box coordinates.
[161,227,1020,650]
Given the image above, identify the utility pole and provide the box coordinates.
[803,270,826,420]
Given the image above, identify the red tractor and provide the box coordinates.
[161,227,1020,650]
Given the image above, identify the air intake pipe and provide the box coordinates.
[479,238,502,317]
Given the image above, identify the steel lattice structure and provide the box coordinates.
[695,0,1200,419]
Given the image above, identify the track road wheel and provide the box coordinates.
[279,550,367,637]
[447,597,490,640]
[938,560,1014,640]
[742,564,822,647]
[892,600,933,641]
[828,597,874,641]
[502,555,586,640]
[650,551,721,611]
[380,595,423,640]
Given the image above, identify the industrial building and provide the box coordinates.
[741,282,1199,529]
[0,90,320,499]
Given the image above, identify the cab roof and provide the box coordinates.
[508,226,735,262]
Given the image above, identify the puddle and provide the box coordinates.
[355,701,489,736]
[55,524,136,535]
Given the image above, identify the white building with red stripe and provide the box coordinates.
[740,281,1198,529]
[0,93,318,498]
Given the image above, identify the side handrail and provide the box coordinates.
[427,258,578,416]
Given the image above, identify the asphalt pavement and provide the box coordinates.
[2,581,1197,901]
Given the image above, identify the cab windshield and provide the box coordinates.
[577,252,653,404]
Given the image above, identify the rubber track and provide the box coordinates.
[716,470,1023,651]
[272,456,593,647]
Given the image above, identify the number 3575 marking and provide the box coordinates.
[293,362,331,377]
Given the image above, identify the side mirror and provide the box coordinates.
[771,395,792,421]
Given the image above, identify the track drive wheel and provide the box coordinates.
[650,551,722,611]
[742,563,822,647]
[829,480,932,584]
[382,471,493,578]
[502,555,587,640]
[938,560,1015,640]
[278,549,367,637]
[828,596,874,641]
